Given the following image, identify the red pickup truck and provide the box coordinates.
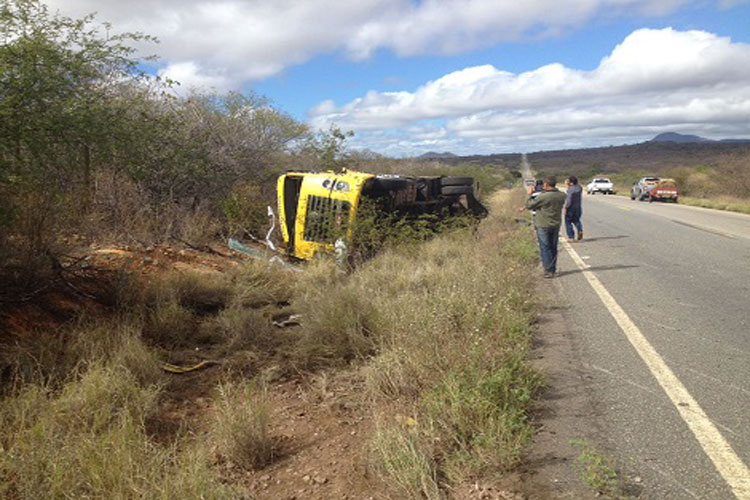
[648,178,679,203]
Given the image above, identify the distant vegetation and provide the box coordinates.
[527,141,750,208]
[425,138,749,211]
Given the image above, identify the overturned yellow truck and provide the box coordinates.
[277,169,488,260]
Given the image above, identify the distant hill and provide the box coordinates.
[525,140,750,178]
[406,134,750,180]
[650,132,750,144]
[650,132,712,143]
[416,151,458,160]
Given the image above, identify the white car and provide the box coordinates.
[587,178,615,195]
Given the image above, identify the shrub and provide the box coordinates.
[223,182,276,238]
[348,197,479,266]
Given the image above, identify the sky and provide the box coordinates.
[44,0,750,156]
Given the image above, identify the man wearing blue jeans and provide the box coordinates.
[524,176,567,278]
[564,176,583,241]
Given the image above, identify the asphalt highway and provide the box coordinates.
[553,193,750,499]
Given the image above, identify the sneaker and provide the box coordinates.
[543,271,555,279]
[577,231,583,241]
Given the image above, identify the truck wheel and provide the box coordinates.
[441,185,473,195]
[440,176,474,187]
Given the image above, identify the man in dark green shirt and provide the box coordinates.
[524,176,567,278]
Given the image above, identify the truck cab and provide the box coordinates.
[277,169,487,260]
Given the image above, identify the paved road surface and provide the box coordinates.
[552,193,750,499]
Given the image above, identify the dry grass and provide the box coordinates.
[369,424,441,499]
[293,189,544,495]
[678,196,750,214]
[0,320,163,392]
[210,380,274,469]
[290,279,380,369]
[0,185,541,499]
[0,260,293,499]
[0,361,241,499]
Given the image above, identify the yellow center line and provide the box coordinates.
[562,239,750,499]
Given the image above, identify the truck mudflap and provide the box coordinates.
[466,192,489,217]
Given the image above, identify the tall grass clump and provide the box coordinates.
[291,277,381,369]
[153,271,235,315]
[353,190,543,495]
[369,425,441,499]
[210,380,274,469]
[139,264,293,349]
[230,259,296,308]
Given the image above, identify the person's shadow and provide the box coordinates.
[574,235,628,243]
[555,264,638,277]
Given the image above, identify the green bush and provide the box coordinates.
[348,198,478,265]
[223,183,276,238]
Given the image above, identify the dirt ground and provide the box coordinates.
[514,284,602,500]
[0,242,604,499]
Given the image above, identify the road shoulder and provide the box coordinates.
[517,280,602,499]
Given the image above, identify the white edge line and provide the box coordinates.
[562,239,750,499]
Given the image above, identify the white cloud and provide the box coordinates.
[158,62,233,92]
[312,28,750,154]
[40,1,750,153]
[46,0,697,90]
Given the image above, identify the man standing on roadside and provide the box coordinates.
[564,176,583,242]
[523,176,567,278]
